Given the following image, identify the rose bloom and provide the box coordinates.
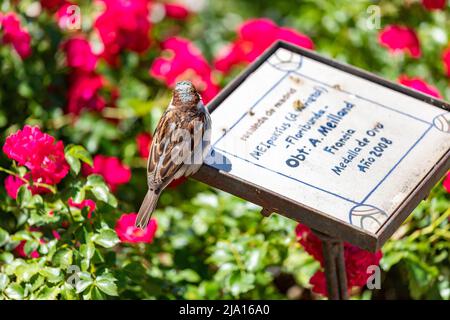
[150,37,220,103]
[82,155,131,192]
[136,132,152,159]
[378,25,421,58]
[443,47,450,77]
[115,213,157,243]
[163,3,190,19]
[4,173,56,199]
[3,125,69,187]
[40,0,67,10]
[422,0,447,10]
[68,198,97,219]
[295,224,382,297]
[4,175,25,199]
[67,71,105,114]
[63,37,98,72]
[214,18,314,74]
[443,172,450,193]
[398,75,442,98]
[95,0,151,65]
[14,240,40,259]
[1,12,32,59]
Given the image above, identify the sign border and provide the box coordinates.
[192,41,450,252]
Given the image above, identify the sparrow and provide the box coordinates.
[135,81,212,229]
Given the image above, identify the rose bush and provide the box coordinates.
[0,0,449,300]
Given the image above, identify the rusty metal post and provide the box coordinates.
[313,230,348,300]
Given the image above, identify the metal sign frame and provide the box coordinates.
[193,40,450,253]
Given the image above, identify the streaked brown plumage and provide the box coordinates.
[135,81,211,229]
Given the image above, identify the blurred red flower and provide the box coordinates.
[295,224,382,297]
[443,172,450,193]
[14,240,40,259]
[398,75,442,98]
[378,25,421,58]
[67,72,105,114]
[136,132,152,159]
[422,0,447,10]
[95,0,151,65]
[214,18,314,74]
[150,37,219,103]
[0,12,32,59]
[4,173,56,199]
[63,37,98,72]
[40,0,67,10]
[163,3,190,19]
[443,47,450,77]
[3,125,69,187]
[4,175,25,199]
[68,198,97,219]
[82,155,131,192]
[115,213,157,243]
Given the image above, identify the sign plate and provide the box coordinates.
[195,41,450,251]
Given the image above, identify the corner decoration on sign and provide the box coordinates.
[193,41,450,252]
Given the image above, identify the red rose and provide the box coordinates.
[94,0,151,65]
[398,75,442,98]
[14,240,40,259]
[68,198,96,219]
[214,18,314,74]
[443,172,450,193]
[40,0,67,10]
[63,37,98,72]
[3,125,69,187]
[443,47,450,77]
[150,37,220,103]
[136,132,152,159]
[82,155,131,192]
[295,223,382,297]
[422,0,447,10]
[4,175,25,199]
[378,25,421,58]
[1,12,32,59]
[67,71,105,114]
[163,3,190,19]
[115,213,157,243]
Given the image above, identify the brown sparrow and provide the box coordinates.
[135,81,212,229]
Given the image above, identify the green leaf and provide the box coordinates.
[39,267,63,283]
[0,227,9,247]
[80,243,95,260]
[93,229,119,248]
[75,272,93,294]
[14,263,40,282]
[60,283,78,300]
[52,248,73,269]
[17,185,32,207]
[66,154,81,175]
[0,274,10,291]
[0,252,14,264]
[227,272,255,297]
[37,286,60,300]
[5,283,25,300]
[95,273,118,296]
[90,286,106,300]
[87,175,110,202]
[65,145,93,166]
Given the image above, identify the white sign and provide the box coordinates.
[208,47,450,234]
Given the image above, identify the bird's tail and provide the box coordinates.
[135,190,159,229]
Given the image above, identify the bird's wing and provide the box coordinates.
[147,109,200,191]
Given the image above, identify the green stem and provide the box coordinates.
[0,166,57,194]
